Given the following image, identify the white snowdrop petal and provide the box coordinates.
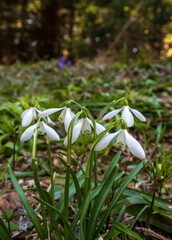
[102,108,122,120]
[124,130,145,159]
[129,108,146,122]
[64,108,74,132]
[72,119,83,144]
[69,109,75,119]
[122,106,134,127]
[94,131,120,151]
[20,124,37,142]
[82,118,92,134]
[35,108,41,114]
[42,122,60,141]
[116,130,126,146]
[88,119,93,127]
[96,123,106,135]
[38,122,45,134]
[58,108,66,122]
[32,108,37,119]
[22,108,34,127]
[38,108,64,118]
[21,109,29,118]
[47,116,54,125]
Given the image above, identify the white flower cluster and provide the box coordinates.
[20,107,60,141]
[20,103,146,159]
[95,105,146,159]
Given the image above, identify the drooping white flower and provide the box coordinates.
[21,107,54,127]
[102,105,146,127]
[20,123,37,142]
[94,129,145,159]
[38,107,75,132]
[21,107,39,127]
[58,107,75,132]
[20,121,60,142]
[64,118,105,145]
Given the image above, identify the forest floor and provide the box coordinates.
[0,59,172,239]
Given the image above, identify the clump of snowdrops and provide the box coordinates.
[9,98,147,240]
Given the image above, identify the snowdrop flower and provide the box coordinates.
[64,117,105,146]
[21,107,39,127]
[38,107,75,132]
[95,129,145,159]
[20,121,60,142]
[103,105,146,127]
[21,107,53,127]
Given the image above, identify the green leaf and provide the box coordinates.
[87,166,118,240]
[126,203,172,234]
[95,161,144,237]
[103,151,121,182]
[58,156,83,207]
[33,195,77,240]
[0,218,12,240]
[56,168,85,212]
[111,221,143,240]
[8,165,46,240]
[123,188,172,212]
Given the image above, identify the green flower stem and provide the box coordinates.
[84,118,123,197]
[97,97,127,122]
[32,130,38,162]
[82,107,98,187]
[46,137,55,206]
[64,112,82,240]
[32,128,48,238]
[70,100,83,109]
[94,152,98,187]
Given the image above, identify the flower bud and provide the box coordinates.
[66,102,71,108]
[81,111,87,118]
[121,121,127,129]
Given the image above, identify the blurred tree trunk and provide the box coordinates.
[68,1,76,59]
[36,0,62,58]
[151,0,163,59]
[0,0,3,61]
[18,0,28,60]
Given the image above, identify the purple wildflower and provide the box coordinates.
[67,60,72,67]
[59,62,64,70]
[59,56,66,64]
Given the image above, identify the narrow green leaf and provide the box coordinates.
[96,161,144,237]
[33,195,76,240]
[8,165,46,240]
[112,221,143,240]
[130,205,148,229]
[56,168,85,212]
[79,191,92,240]
[116,205,126,222]
[0,218,12,240]
[87,166,118,240]
[103,152,121,182]
[58,151,85,175]
[123,188,172,212]
[58,156,83,207]
[91,172,124,201]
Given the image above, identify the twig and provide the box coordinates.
[136,227,171,240]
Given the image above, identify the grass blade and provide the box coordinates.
[0,218,12,240]
[95,161,144,237]
[8,165,46,240]
[33,195,77,240]
[103,151,121,182]
[87,166,118,240]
